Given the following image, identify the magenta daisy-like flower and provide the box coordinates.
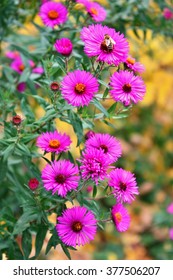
[54,38,73,56]
[125,56,145,74]
[111,204,130,232]
[81,24,129,66]
[39,1,68,29]
[61,70,99,107]
[41,160,79,197]
[79,148,110,184]
[86,2,107,22]
[11,58,26,74]
[109,168,139,204]
[85,133,122,164]
[17,82,26,93]
[167,203,173,214]
[5,50,20,60]
[56,206,97,247]
[36,130,71,154]
[110,70,146,106]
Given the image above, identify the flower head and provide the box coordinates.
[167,203,173,214]
[36,130,71,154]
[79,148,110,184]
[56,206,97,247]
[28,178,39,190]
[39,1,68,29]
[54,38,73,56]
[61,70,99,107]
[5,51,20,60]
[17,82,26,93]
[86,2,107,22]
[41,160,79,197]
[163,8,173,20]
[81,24,129,66]
[111,204,130,232]
[11,58,26,74]
[125,56,145,74]
[85,133,122,163]
[109,168,139,204]
[110,70,146,106]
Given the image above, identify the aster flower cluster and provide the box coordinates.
[6,50,44,92]
[2,0,148,259]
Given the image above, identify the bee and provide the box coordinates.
[100,34,116,53]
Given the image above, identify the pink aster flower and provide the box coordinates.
[56,206,97,247]
[125,56,145,74]
[111,204,130,232]
[16,82,26,93]
[5,51,20,60]
[110,70,146,106]
[39,1,68,29]
[86,2,107,22]
[167,203,173,214]
[32,66,44,74]
[11,58,26,74]
[79,148,110,184]
[169,228,173,240]
[36,130,71,154]
[109,168,139,204]
[54,38,73,56]
[81,24,129,66]
[163,8,173,20]
[85,133,122,164]
[61,70,99,107]
[41,160,79,197]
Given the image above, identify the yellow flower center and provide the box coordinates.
[19,64,25,71]
[75,83,86,94]
[90,8,98,15]
[72,221,83,232]
[126,57,135,65]
[115,212,122,223]
[48,10,59,20]
[49,139,60,149]
[122,83,132,93]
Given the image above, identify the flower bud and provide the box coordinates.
[50,81,59,91]
[12,115,22,126]
[28,178,39,190]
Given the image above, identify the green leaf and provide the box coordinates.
[45,230,60,255]
[67,110,83,146]
[67,151,75,164]
[92,184,97,198]
[1,144,15,161]
[0,157,7,181]
[107,103,117,115]
[61,244,71,260]
[22,229,32,259]
[35,225,48,258]
[91,98,109,118]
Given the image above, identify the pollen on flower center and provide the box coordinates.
[122,83,132,93]
[126,57,135,65]
[49,139,60,149]
[90,8,98,15]
[48,10,59,20]
[75,83,86,94]
[72,221,83,232]
[19,64,25,71]
[120,182,127,191]
[55,174,66,184]
[100,144,108,153]
[115,212,122,223]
